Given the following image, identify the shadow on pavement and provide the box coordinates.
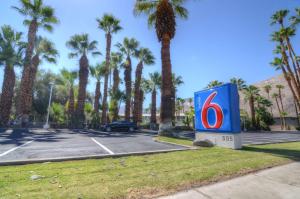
[0,128,67,146]
[242,146,300,161]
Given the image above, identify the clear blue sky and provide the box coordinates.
[0,0,299,107]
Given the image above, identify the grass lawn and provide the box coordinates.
[1,141,300,199]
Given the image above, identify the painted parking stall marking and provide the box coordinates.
[91,138,114,155]
[0,140,34,157]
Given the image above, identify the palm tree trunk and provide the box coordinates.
[171,86,176,126]
[159,33,173,134]
[274,96,283,130]
[281,65,300,109]
[280,40,300,98]
[76,54,89,126]
[124,56,132,121]
[133,61,143,123]
[68,86,75,114]
[17,19,38,121]
[111,67,120,121]
[68,86,75,127]
[249,96,256,128]
[286,39,300,86]
[101,33,112,124]
[286,37,300,77]
[138,89,144,124]
[151,89,157,124]
[0,64,16,126]
[278,91,286,130]
[26,55,39,113]
[94,80,100,113]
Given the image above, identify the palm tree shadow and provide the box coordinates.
[242,145,300,161]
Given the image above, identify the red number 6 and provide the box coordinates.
[201,92,224,129]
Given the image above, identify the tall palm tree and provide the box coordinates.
[172,74,184,125]
[243,85,260,128]
[133,48,155,123]
[0,25,24,126]
[110,52,123,121]
[66,34,100,126]
[206,80,223,89]
[27,36,58,111]
[134,0,189,135]
[97,14,122,124]
[12,0,58,120]
[263,84,273,115]
[117,38,139,121]
[90,63,106,113]
[147,72,161,126]
[271,31,300,100]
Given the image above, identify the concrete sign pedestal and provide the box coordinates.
[195,132,242,149]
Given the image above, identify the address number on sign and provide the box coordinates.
[222,135,233,142]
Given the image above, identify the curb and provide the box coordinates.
[0,148,193,166]
[153,137,198,149]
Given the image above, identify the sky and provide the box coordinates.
[0,0,299,107]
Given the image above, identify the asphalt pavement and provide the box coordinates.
[0,128,188,164]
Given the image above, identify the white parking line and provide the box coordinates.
[91,138,114,155]
[0,140,34,157]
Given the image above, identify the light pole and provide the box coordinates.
[43,82,54,129]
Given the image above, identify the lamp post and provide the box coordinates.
[43,82,54,129]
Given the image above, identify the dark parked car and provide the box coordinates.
[103,121,137,132]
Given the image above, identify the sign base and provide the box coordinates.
[195,132,242,149]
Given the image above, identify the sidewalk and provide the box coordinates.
[158,162,300,199]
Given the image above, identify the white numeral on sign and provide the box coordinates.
[222,136,233,142]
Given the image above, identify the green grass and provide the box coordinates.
[155,136,194,146]
[1,142,300,199]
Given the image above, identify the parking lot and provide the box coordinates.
[0,129,188,164]
[1,129,300,165]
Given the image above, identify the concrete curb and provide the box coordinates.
[0,148,193,166]
[153,137,198,149]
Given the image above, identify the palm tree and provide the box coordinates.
[97,14,122,124]
[134,0,189,135]
[230,77,246,91]
[271,31,300,100]
[263,84,273,115]
[0,25,24,126]
[110,52,123,121]
[66,34,100,126]
[133,48,155,123]
[27,36,58,111]
[147,72,161,126]
[243,85,260,128]
[90,63,106,113]
[60,68,77,126]
[13,0,58,120]
[271,10,300,81]
[116,38,139,121]
[206,80,223,89]
[172,74,184,125]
